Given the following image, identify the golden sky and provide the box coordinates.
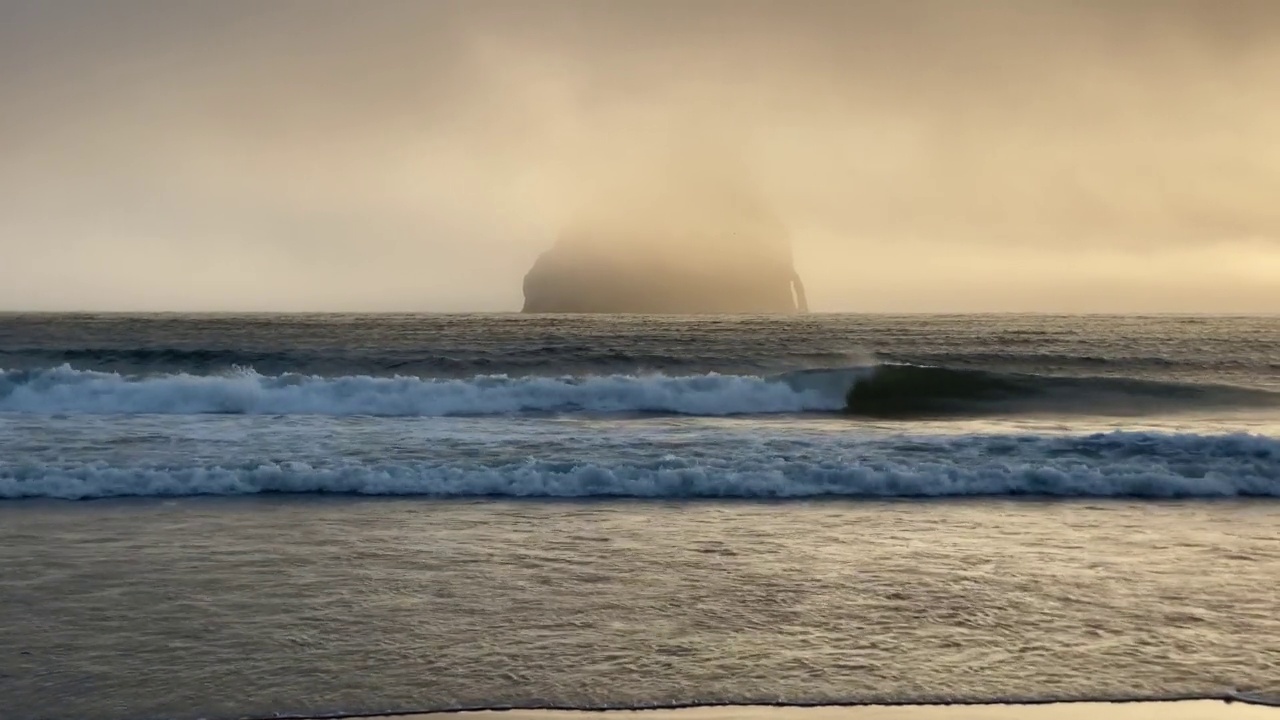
[1,0,1277,312]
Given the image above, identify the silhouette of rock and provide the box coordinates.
[522,236,807,314]
[521,158,808,314]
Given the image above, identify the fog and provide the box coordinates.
[1,0,1277,312]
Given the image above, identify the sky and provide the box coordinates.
[1,0,1278,313]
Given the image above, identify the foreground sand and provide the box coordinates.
[389,701,1277,720]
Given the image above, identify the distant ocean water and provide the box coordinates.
[1,313,1278,720]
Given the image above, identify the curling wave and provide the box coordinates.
[2,364,1276,419]
[844,363,1280,417]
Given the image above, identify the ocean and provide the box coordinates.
[1,313,1277,720]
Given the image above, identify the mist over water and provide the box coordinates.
[1,0,1278,311]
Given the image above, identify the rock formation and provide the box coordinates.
[522,238,807,314]
[521,160,808,314]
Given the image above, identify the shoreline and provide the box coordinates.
[247,697,1280,720]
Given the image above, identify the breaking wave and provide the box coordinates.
[3,431,1277,500]
[1,364,1276,418]
[0,365,846,416]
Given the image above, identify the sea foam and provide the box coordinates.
[3,431,1276,500]
[0,366,844,416]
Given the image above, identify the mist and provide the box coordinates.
[1,0,1277,312]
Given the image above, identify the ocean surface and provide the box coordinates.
[1,313,1278,720]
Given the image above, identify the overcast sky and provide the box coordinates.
[2,0,1277,312]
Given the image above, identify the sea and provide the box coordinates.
[1,313,1277,720]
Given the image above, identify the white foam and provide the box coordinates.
[0,366,844,416]
[3,431,1276,500]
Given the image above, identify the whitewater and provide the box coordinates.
[3,418,1278,500]
[0,365,847,416]
[2,313,1279,720]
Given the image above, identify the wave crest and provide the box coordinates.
[0,365,845,416]
[3,363,1277,418]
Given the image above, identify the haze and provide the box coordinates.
[2,0,1277,313]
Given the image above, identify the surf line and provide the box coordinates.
[232,691,1280,720]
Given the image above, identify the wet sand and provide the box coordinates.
[387,701,1277,720]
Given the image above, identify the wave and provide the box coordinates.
[844,364,1279,417]
[1,364,1277,418]
[3,431,1277,500]
[0,365,846,416]
[10,345,1276,379]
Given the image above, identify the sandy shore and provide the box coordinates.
[383,701,1277,720]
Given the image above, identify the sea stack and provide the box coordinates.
[522,236,808,314]
[521,150,808,314]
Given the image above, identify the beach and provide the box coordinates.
[404,702,1277,720]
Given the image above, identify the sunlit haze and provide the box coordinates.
[2,0,1277,312]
